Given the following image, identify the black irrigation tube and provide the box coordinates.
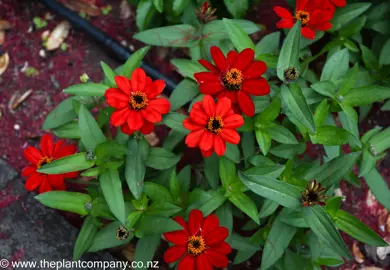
[39,0,177,94]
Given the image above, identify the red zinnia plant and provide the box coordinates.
[163,209,231,270]
[194,46,270,117]
[105,68,170,135]
[22,134,78,194]
[274,0,334,40]
[183,95,244,157]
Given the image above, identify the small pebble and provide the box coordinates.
[14,124,20,130]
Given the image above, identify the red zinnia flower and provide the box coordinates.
[194,46,270,117]
[22,134,78,194]
[183,95,244,157]
[104,68,170,135]
[274,0,334,40]
[325,0,346,8]
[163,210,232,270]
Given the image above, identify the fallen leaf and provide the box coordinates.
[0,52,10,77]
[120,0,132,19]
[0,31,5,45]
[0,20,11,31]
[10,89,33,111]
[361,267,384,270]
[378,209,388,232]
[144,132,159,146]
[63,0,102,16]
[386,214,390,233]
[352,241,364,264]
[45,21,71,51]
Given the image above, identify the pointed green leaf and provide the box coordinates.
[321,49,349,83]
[267,124,298,144]
[88,221,132,252]
[73,215,99,260]
[38,152,95,174]
[169,79,199,110]
[63,83,109,96]
[331,3,372,31]
[78,104,106,151]
[133,234,161,270]
[100,61,116,87]
[223,18,255,52]
[229,192,260,224]
[364,169,390,210]
[342,86,390,107]
[125,138,146,200]
[146,148,181,170]
[121,46,151,78]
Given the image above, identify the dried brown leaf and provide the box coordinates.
[63,0,102,16]
[11,89,33,111]
[0,20,11,31]
[0,52,10,77]
[45,21,71,51]
[120,0,132,19]
[0,31,5,45]
[144,132,159,146]
[352,241,364,263]
[361,267,384,270]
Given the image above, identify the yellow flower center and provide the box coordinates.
[206,116,224,134]
[295,10,310,26]
[129,92,148,111]
[187,235,207,256]
[223,68,243,91]
[37,156,53,168]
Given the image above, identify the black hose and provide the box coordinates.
[39,0,177,93]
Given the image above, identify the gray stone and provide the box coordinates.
[0,159,17,190]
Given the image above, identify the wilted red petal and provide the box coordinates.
[163,245,187,263]
[188,209,204,235]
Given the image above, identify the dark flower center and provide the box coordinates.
[295,10,310,26]
[187,235,206,256]
[206,116,224,134]
[116,226,129,240]
[37,156,53,168]
[307,191,318,202]
[284,67,300,82]
[222,68,243,91]
[129,91,148,111]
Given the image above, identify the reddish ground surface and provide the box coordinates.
[0,0,389,269]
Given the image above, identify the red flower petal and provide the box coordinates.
[140,121,154,135]
[185,129,205,148]
[199,132,214,152]
[149,98,170,114]
[131,68,147,92]
[210,242,232,255]
[164,230,188,245]
[237,91,255,117]
[297,0,309,10]
[243,61,267,78]
[223,114,244,129]
[213,135,226,156]
[198,60,219,74]
[52,140,64,157]
[63,171,78,179]
[201,148,214,157]
[40,134,54,157]
[199,81,224,96]
[194,72,220,84]
[273,6,293,20]
[178,254,195,270]
[188,209,204,235]
[301,27,316,40]
[24,146,42,164]
[204,227,229,246]
[47,174,65,189]
[110,108,131,126]
[276,19,294,29]
[147,79,166,99]
[114,76,131,95]
[218,91,238,103]
[331,0,346,7]
[241,78,271,96]
[163,245,187,263]
[232,48,254,71]
[105,88,129,109]
[25,173,43,191]
[227,51,239,66]
[22,165,36,177]
[201,214,219,236]
[220,129,240,144]
[310,10,333,26]
[196,254,213,270]
[120,123,136,135]
[205,249,229,268]
[210,46,227,71]
[174,216,190,233]
[183,118,203,131]
[215,97,231,117]
[141,106,162,123]
[313,22,332,31]
[189,108,208,125]
[202,95,215,116]
[55,145,77,159]
[128,110,144,130]
[39,177,52,194]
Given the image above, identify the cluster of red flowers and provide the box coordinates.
[274,0,346,39]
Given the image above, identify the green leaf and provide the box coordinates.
[121,46,150,78]
[173,0,190,15]
[255,129,271,156]
[100,61,116,87]
[310,81,335,98]
[126,211,143,229]
[146,148,181,170]
[95,141,128,159]
[379,39,390,66]
[282,84,316,133]
[219,156,236,189]
[342,85,390,107]
[216,203,233,233]
[224,0,248,18]
[279,208,308,228]
[125,138,146,200]
[136,214,182,237]
[223,18,255,52]
[360,44,379,70]
[270,142,306,159]
[277,21,301,81]
[52,121,80,139]
[38,153,95,174]
[133,235,160,270]
[162,112,189,134]
[78,104,106,151]
[147,201,181,217]
[136,0,156,31]
[245,165,286,179]
[169,79,199,110]
[314,100,329,126]
[73,215,99,260]
[362,126,383,143]
[267,125,298,144]
[163,130,186,151]
[224,143,241,163]
[364,168,390,210]
[255,32,280,56]
[255,97,281,125]
[35,191,91,216]
[143,182,174,203]
[310,125,359,146]
[171,59,206,80]
[368,127,390,154]
[331,3,372,31]
[134,24,198,47]
[169,170,181,203]
[259,199,279,218]
[229,191,259,224]
[63,83,109,96]
[238,172,302,208]
[88,221,131,252]
[152,0,163,12]
[81,167,100,177]
[202,154,219,189]
[202,19,260,43]
[99,170,126,224]
[197,189,227,216]
[260,215,297,270]
[320,49,349,83]
[335,210,388,246]
[338,16,367,38]
[90,197,115,219]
